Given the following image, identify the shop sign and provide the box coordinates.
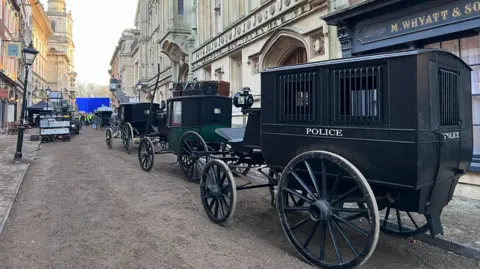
[5,42,20,58]
[0,88,8,99]
[358,0,480,44]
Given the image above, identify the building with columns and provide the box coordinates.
[108,29,140,104]
[193,0,335,125]
[46,0,77,107]
[127,0,337,125]
[30,0,53,104]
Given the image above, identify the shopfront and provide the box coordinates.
[323,0,480,171]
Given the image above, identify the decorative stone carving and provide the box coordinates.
[192,0,316,70]
[269,4,276,15]
[250,56,260,75]
[256,13,262,23]
[336,20,353,58]
[311,32,325,56]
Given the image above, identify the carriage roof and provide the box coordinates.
[262,49,472,73]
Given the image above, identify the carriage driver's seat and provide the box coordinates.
[215,87,260,149]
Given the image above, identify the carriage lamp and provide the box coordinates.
[136,80,145,91]
[14,42,39,163]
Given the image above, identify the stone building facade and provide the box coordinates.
[46,0,77,108]
[31,0,53,103]
[192,0,334,125]
[108,29,140,105]
[126,0,337,125]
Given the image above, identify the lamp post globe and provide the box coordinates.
[14,42,39,163]
[22,42,39,66]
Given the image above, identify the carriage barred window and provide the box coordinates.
[331,66,383,125]
[438,69,459,126]
[278,73,315,122]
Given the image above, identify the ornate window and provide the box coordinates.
[178,0,184,16]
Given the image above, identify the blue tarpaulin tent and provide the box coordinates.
[76,98,110,113]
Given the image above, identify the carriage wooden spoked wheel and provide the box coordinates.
[138,137,155,172]
[199,159,237,224]
[178,131,208,183]
[357,203,429,237]
[276,151,380,269]
[121,123,133,154]
[105,128,113,149]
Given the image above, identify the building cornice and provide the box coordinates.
[31,0,53,38]
[192,0,327,70]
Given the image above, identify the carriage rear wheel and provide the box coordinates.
[106,128,113,149]
[277,150,379,269]
[41,136,50,143]
[357,203,429,237]
[200,159,237,224]
[178,131,208,183]
[121,123,133,154]
[139,137,155,172]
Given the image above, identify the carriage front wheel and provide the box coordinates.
[121,123,133,154]
[178,131,208,183]
[277,150,379,269]
[200,159,237,225]
[106,128,113,149]
[138,137,155,172]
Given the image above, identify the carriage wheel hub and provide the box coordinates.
[309,200,332,221]
[210,185,222,198]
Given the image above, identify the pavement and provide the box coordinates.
[0,129,40,234]
[0,127,479,269]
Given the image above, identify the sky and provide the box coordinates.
[40,0,138,85]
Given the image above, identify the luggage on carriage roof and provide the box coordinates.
[172,80,230,97]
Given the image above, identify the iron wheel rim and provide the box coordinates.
[138,137,155,172]
[277,150,379,269]
[200,159,237,224]
[106,128,113,149]
[178,131,208,183]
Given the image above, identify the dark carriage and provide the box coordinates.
[194,49,472,269]
[94,107,113,128]
[137,81,234,181]
[105,102,165,153]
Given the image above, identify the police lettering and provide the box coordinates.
[306,128,343,137]
[442,131,460,140]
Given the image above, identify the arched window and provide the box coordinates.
[51,20,56,32]
[178,0,184,15]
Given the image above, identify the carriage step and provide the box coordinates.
[426,215,444,238]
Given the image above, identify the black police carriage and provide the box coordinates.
[105,101,168,153]
[194,49,472,269]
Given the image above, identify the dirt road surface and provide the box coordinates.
[0,128,479,269]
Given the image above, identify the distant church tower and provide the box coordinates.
[47,0,76,90]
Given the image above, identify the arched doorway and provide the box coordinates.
[279,47,307,66]
[260,31,309,69]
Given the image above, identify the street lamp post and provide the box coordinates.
[14,42,39,163]
[45,86,51,111]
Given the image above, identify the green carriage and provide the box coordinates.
[138,81,235,182]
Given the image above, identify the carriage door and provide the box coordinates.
[435,64,462,181]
